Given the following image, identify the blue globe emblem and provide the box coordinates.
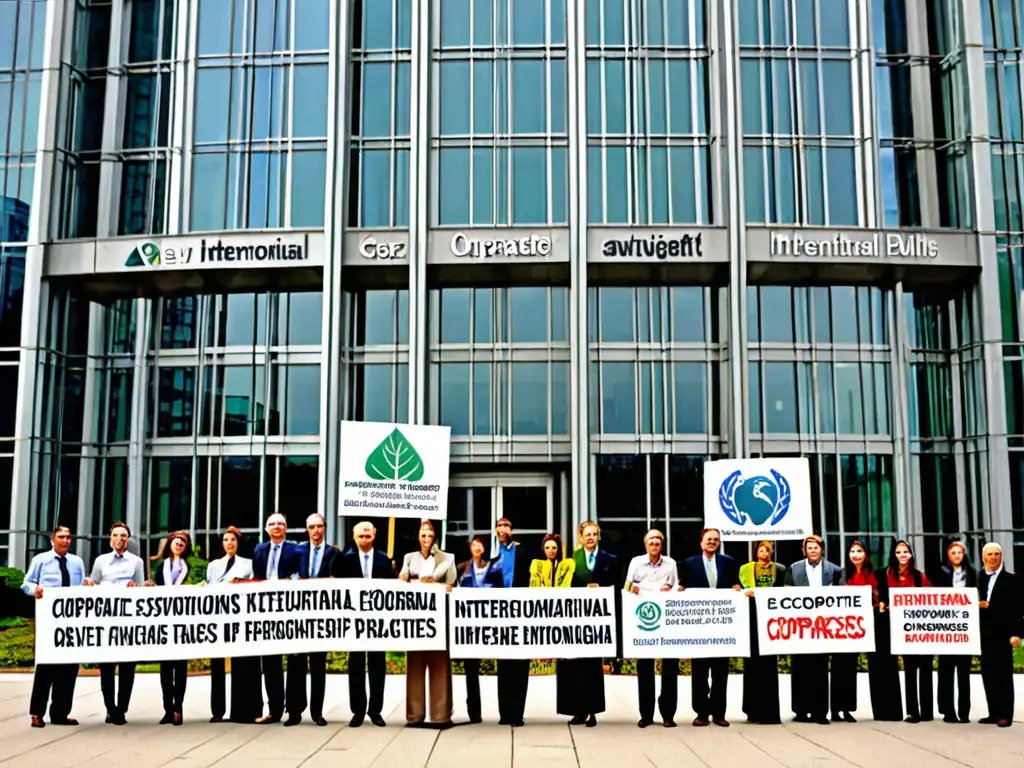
[719,469,791,527]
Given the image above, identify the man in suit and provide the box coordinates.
[284,513,339,727]
[22,526,86,728]
[977,542,1022,727]
[934,539,978,723]
[252,511,301,724]
[330,520,396,727]
[785,534,842,725]
[493,517,532,726]
[678,527,741,727]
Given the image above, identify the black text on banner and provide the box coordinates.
[888,587,981,655]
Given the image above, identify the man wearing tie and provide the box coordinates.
[330,521,396,727]
[22,526,86,728]
[678,528,742,728]
[84,521,146,725]
[252,511,300,724]
[285,513,339,726]
[976,542,1022,727]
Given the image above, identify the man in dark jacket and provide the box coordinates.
[933,540,978,723]
[493,517,532,726]
[977,542,1023,727]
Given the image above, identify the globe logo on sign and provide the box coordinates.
[636,601,661,632]
[719,469,791,527]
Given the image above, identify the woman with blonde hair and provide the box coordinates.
[147,530,191,725]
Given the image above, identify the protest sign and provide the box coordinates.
[754,586,875,655]
[704,457,812,540]
[338,421,451,519]
[622,589,750,658]
[888,587,981,656]
[35,579,447,665]
[449,587,617,659]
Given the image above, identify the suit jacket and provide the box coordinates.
[977,568,1024,642]
[934,562,979,589]
[252,540,301,581]
[491,541,532,588]
[786,559,842,587]
[400,550,457,584]
[529,558,575,588]
[331,547,397,580]
[571,547,621,588]
[456,558,504,588]
[739,561,788,589]
[296,542,339,579]
[679,552,741,589]
[205,555,253,584]
[153,558,189,586]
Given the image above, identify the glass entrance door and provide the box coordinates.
[445,475,555,562]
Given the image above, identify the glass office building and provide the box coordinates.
[5,0,1024,573]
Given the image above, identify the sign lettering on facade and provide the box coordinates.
[601,232,704,259]
[358,236,407,261]
[125,237,307,269]
[450,231,552,258]
[769,232,939,259]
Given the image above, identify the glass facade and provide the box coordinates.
[4,0,1023,575]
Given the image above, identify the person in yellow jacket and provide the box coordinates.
[529,533,575,587]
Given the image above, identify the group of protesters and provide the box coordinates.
[22,514,1023,729]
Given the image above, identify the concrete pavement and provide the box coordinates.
[1,672,1022,767]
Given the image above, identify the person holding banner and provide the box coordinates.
[204,526,260,724]
[785,535,842,725]
[493,517,532,727]
[399,520,457,729]
[147,530,191,726]
[455,537,502,723]
[831,540,878,723]
[977,542,1021,727]
[739,540,785,725]
[679,527,741,728]
[885,540,933,723]
[22,526,85,729]
[286,514,340,727]
[529,533,574,588]
[626,528,680,728]
[251,511,301,724]
[330,520,396,728]
[85,521,146,726]
[933,540,977,723]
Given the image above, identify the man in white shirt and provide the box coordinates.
[85,521,145,725]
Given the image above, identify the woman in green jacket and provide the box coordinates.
[739,540,787,725]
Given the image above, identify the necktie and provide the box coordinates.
[58,556,70,587]
[588,552,595,570]
[268,544,280,578]
[705,557,717,588]
[364,553,371,578]
[310,546,320,578]
[225,555,236,580]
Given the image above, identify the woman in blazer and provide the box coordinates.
[529,533,575,588]
[399,521,456,728]
[933,540,977,723]
[886,540,933,722]
[147,530,191,725]
[204,526,260,724]
[739,540,786,725]
[455,537,502,723]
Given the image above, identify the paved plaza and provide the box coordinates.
[0,672,1021,767]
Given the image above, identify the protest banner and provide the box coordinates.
[704,457,812,540]
[754,586,875,655]
[888,587,981,656]
[449,587,617,659]
[35,579,447,665]
[338,421,451,520]
[622,589,750,658]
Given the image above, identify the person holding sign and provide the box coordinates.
[286,514,340,727]
[399,520,457,729]
[626,528,680,728]
[977,542,1022,727]
[204,526,260,724]
[22,526,85,729]
[739,540,786,725]
[147,530,191,726]
[679,527,741,728]
[493,517,532,727]
[330,520,396,728]
[885,540,933,723]
[933,540,977,723]
[529,533,574,588]
[251,511,301,724]
[832,540,882,723]
[785,534,842,725]
[455,537,502,723]
[85,521,146,726]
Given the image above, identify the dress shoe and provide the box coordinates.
[979,716,998,724]
[904,716,920,724]
[313,717,328,727]
[509,719,525,727]
[111,711,127,726]
[959,717,971,723]
[997,719,1011,728]
[585,715,597,728]
[159,712,174,725]
[663,720,677,728]
[569,715,588,725]
[284,715,302,727]
[469,716,483,724]
[842,713,856,723]
[943,714,959,723]
[637,719,654,728]
[257,714,282,724]
[51,718,79,726]
[813,718,830,725]
[793,714,810,723]
[692,717,709,727]
[349,715,365,727]
[30,716,44,728]
[210,715,226,723]
[436,721,454,730]
[173,713,183,726]
[369,714,386,727]
[713,719,730,727]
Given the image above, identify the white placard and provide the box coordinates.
[888,588,981,656]
[338,421,451,519]
[35,579,447,665]
[622,589,750,658]
[703,457,813,540]
[754,586,876,655]
[449,588,618,659]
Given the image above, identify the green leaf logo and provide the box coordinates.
[125,242,160,267]
[365,428,424,482]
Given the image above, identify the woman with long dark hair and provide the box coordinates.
[934,540,977,722]
[148,530,191,725]
[886,539,933,722]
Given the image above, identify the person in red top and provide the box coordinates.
[886,540,933,723]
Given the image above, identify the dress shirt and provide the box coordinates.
[22,550,86,594]
[952,568,967,588]
[626,554,678,591]
[985,567,1002,601]
[91,550,145,585]
[267,542,283,580]
[703,554,718,588]
[309,544,323,577]
[806,560,823,587]
[206,555,253,584]
[360,550,373,578]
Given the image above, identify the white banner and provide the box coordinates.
[338,421,451,519]
[703,457,813,540]
[622,589,750,659]
[449,588,617,659]
[888,588,981,656]
[754,586,875,655]
[35,579,447,664]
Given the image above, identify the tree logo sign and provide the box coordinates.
[338,421,452,520]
